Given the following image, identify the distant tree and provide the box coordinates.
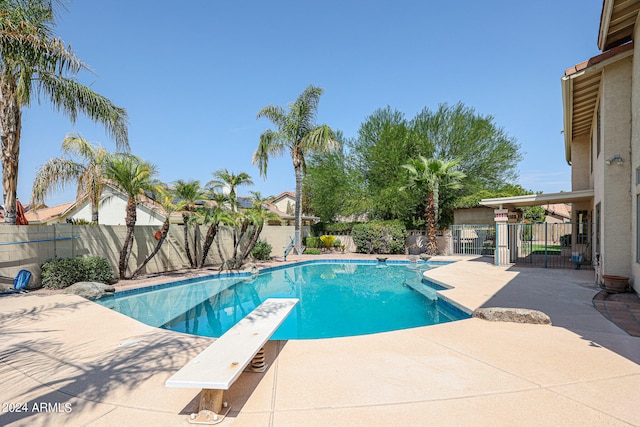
[0,0,128,224]
[253,84,338,254]
[402,156,465,255]
[31,133,111,223]
[206,169,253,213]
[105,154,161,279]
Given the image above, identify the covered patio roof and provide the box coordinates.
[479,189,594,211]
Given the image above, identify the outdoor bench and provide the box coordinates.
[166,297,298,424]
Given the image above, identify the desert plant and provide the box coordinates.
[319,235,336,249]
[41,256,115,289]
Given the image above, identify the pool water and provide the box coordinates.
[97,261,469,340]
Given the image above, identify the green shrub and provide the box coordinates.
[251,241,272,260]
[332,238,342,248]
[304,236,321,248]
[41,256,115,289]
[351,220,407,254]
[303,248,322,255]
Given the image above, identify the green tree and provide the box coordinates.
[105,154,160,279]
[0,0,128,224]
[30,133,112,223]
[253,84,338,254]
[172,179,207,268]
[348,102,521,227]
[402,156,466,255]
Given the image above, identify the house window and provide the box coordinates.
[596,104,601,158]
[595,202,601,255]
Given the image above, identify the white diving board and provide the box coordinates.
[166,297,298,424]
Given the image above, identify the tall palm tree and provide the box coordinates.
[172,179,207,268]
[206,169,253,213]
[253,84,338,254]
[105,154,160,279]
[0,0,128,224]
[30,133,112,223]
[402,156,466,255]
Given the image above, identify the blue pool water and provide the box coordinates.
[97,261,469,340]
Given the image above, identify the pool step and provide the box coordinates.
[403,277,438,301]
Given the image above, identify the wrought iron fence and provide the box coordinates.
[450,222,593,270]
[450,225,495,256]
[507,222,593,269]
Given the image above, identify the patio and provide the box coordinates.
[0,255,638,426]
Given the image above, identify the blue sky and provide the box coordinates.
[17,0,604,206]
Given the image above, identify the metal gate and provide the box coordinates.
[450,225,495,256]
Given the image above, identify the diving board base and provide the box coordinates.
[189,406,229,425]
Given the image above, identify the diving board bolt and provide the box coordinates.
[249,347,267,372]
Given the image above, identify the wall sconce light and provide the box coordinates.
[605,154,623,165]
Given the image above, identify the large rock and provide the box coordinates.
[63,282,115,300]
[472,307,552,325]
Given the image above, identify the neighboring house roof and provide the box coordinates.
[24,201,76,224]
[542,203,572,220]
[271,191,295,202]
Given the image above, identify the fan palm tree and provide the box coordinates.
[402,156,466,255]
[0,0,128,224]
[172,179,207,268]
[206,169,253,213]
[253,84,338,254]
[105,154,160,279]
[30,133,112,223]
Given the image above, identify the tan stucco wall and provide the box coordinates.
[598,56,633,278]
[453,207,495,224]
[571,134,591,191]
[0,224,309,286]
[631,16,640,292]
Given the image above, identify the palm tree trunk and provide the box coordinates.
[425,191,438,255]
[0,76,21,226]
[131,219,170,278]
[182,215,195,268]
[199,223,219,268]
[242,223,263,260]
[293,163,303,254]
[119,197,137,279]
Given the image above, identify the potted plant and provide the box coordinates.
[602,275,629,293]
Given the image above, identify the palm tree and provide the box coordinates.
[105,154,160,279]
[253,84,338,254]
[130,189,175,278]
[0,0,128,224]
[206,169,253,213]
[172,179,207,268]
[402,156,466,255]
[30,133,112,223]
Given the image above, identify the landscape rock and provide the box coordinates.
[472,307,552,325]
[63,282,115,300]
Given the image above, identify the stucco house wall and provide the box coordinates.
[632,16,640,290]
[599,57,632,277]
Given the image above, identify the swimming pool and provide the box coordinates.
[97,260,469,340]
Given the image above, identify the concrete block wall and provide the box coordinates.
[0,224,308,286]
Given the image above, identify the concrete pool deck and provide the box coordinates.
[0,255,639,426]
